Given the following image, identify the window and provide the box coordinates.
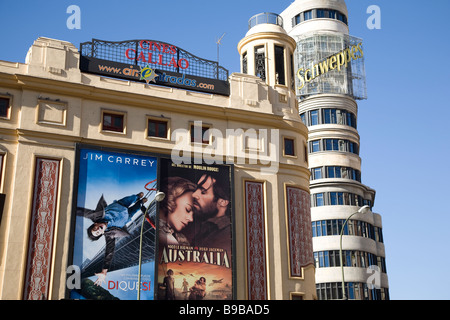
[300,113,306,125]
[190,124,210,144]
[324,139,339,151]
[148,119,168,139]
[304,10,312,21]
[275,46,285,85]
[242,51,247,74]
[0,153,3,190]
[322,139,359,155]
[102,112,124,133]
[310,110,319,126]
[328,10,336,19]
[310,192,372,209]
[323,109,335,124]
[0,97,10,118]
[301,108,358,128]
[284,138,295,156]
[327,166,341,178]
[347,112,356,128]
[329,192,344,205]
[312,167,322,180]
[314,193,324,207]
[317,9,325,18]
[255,46,266,81]
[294,9,348,29]
[310,140,320,153]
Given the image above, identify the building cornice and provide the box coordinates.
[0,72,308,136]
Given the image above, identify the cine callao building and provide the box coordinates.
[0,11,317,300]
[278,0,390,299]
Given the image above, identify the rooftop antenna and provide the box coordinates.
[216,32,226,64]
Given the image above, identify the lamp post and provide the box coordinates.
[137,191,165,300]
[339,205,370,300]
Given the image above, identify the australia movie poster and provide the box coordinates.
[70,147,158,300]
[157,158,233,300]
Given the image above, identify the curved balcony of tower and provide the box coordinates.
[280,0,350,37]
[246,12,286,36]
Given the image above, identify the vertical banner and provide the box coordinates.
[23,158,60,300]
[157,159,233,300]
[244,180,268,300]
[71,148,158,300]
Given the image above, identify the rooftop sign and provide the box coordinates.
[79,39,230,96]
[294,33,367,100]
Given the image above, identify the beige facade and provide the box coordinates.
[0,33,315,300]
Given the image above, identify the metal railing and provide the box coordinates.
[248,12,283,30]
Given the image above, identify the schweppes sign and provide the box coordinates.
[297,42,364,90]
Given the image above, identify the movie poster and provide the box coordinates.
[157,158,233,300]
[70,148,158,300]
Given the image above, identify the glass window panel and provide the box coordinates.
[328,10,336,19]
[324,251,329,267]
[284,138,295,156]
[317,221,322,236]
[330,192,337,205]
[324,139,333,150]
[157,122,167,138]
[313,167,322,179]
[336,110,344,124]
[316,193,324,207]
[275,45,285,85]
[338,140,346,151]
[102,113,124,132]
[323,109,330,124]
[300,113,306,125]
[0,97,9,117]
[310,110,319,125]
[337,192,344,205]
[327,220,332,235]
[311,140,320,152]
[304,10,312,20]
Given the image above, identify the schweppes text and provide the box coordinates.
[297,42,364,90]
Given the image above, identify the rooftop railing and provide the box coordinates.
[248,12,283,30]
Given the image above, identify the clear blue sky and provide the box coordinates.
[1,0,449,300]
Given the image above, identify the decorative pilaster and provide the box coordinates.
[23,158,60,300]
[286,186,314,278]
[244,180,268,300]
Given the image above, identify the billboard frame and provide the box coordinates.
[67,144,236,300]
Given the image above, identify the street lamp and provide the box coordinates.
[137,191,165,300]
[339,205,370,300]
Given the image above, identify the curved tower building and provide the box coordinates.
[280,0,390,299]
[237,12,317,300]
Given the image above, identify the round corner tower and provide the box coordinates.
[280,0,390,300]
[236,12,317,301]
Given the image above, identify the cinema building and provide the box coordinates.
[278,0,390,299]
[0,14,316,299]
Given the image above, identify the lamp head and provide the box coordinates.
[155,191,165,202]
[358,205,371,214]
